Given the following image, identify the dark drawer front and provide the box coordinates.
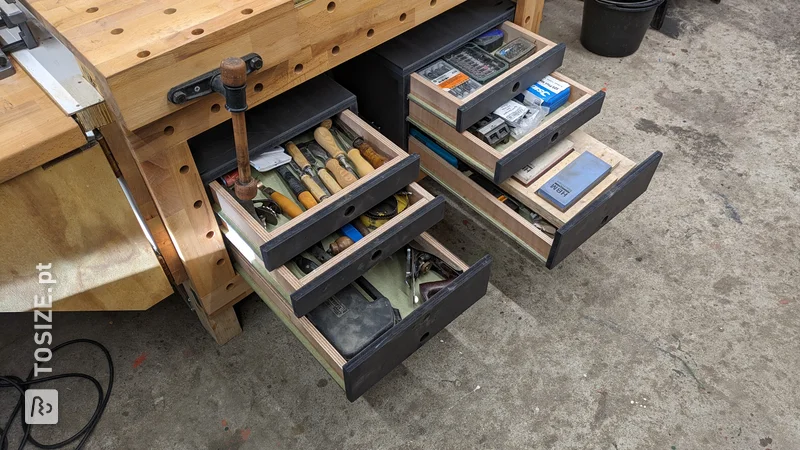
[289,196,447,317]
[455,43,566,132]
[260,155,421,271]
[343,255,492,401]
[493,91,606,183]
[547,151,663,268]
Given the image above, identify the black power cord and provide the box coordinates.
[0,340,113,450]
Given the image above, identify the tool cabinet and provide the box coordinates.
[199,76,492,400]
[333,0,661,268]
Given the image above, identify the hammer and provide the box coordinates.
[219,57,257,215]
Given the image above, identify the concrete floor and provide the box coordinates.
[2,0,799,448]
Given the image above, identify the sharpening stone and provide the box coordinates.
[537,152,612,211]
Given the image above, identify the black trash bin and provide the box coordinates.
[580,0,666,57]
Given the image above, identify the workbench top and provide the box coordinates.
[22,0,468,131]
[0,58,87,183]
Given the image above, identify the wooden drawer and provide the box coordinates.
[199,99,428,272]
[409,132,662,268]
[222,215,491,402]
[212,177,445,317]
[408,21,566,133]
[409,72,605,183]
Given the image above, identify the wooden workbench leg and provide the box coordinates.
[515,0,544,33]
[128,132,245,343]
[99,122,188,286]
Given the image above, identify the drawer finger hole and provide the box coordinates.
[370,249,382,261]
[419,331,430,344]
[550,131,559,142]
[344,205,355,217]
[512,81,520,93]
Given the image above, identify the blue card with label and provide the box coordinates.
[537,152,612,211]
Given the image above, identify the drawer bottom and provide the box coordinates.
[223,217,491,401]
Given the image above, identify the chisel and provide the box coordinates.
[331,127,375,177]
[289,160,328,202]
[332,118,386,169]
[275,164,318,210]
[285,141,330,200]
[314,119,363,178]
[307,141,357,188]
[258,183,303,219]
[300,143,342,194]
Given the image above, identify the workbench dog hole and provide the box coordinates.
[525,15,531,24]
[430,0,436,6]
[294,64,304,74]
[179,165,189,174]
[191,28,204,36]
[137,50,151,58]
[399,13,407,21]
[241,8,253,14]
[206,231,215,239]
[216,258,225,266]
[111,28,123,35]
[164,8,176,14]
[331,46,340,55]
[164,126,175,136]
[254,83,264,92]
[327,1,336,12]
[226,282,234,291]
[367,28,375,38]
[193,200,202,209]
[211,104,221,113]
[86,7,98,13]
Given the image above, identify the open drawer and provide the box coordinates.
[221,215,492,402]
[409,72,606,183]
[212,179,445,317]
[409,131,662,268]
[408,21,566,133]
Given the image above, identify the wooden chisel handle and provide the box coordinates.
[357,141,385,168]
[260,185,303,219]
[314,121,344,159]
[325,159,356,187]
[347,149,375,177]
[318,169,342,194]
[285,141,310,169]
[300,173,328,202]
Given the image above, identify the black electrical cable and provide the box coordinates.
[0,339,113,450]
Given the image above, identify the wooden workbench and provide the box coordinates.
[0,59,174,311]
[16,0,544,342]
